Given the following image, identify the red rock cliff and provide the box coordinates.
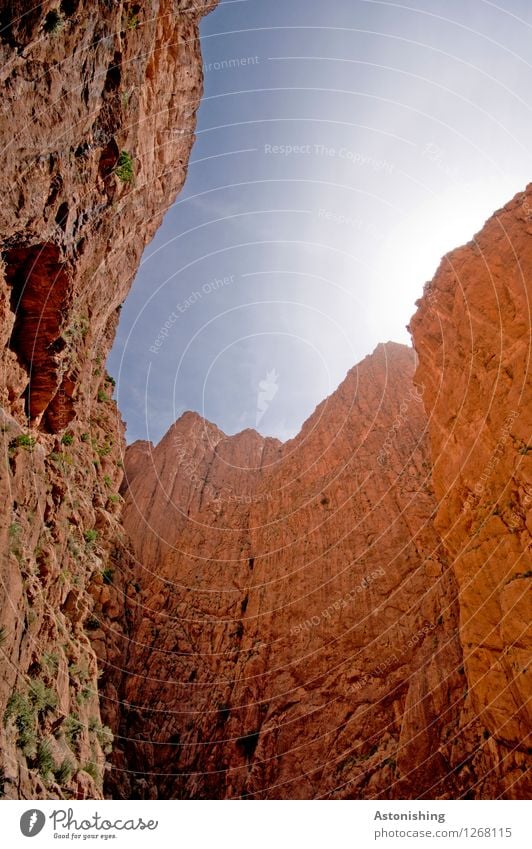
[0,0,216,800]
[409,186,532,795]
[114,342,513,799]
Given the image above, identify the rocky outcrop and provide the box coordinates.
[111,342,498,799]
[0,0,216,799]
[409,186,532,798]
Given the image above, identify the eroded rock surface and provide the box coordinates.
[0,0,215,799]
[410,186,532,798]
[113,342,509,799]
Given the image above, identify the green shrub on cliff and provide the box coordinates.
[64,713,84,746]
[84,529,98,545]
[36,738,54,778]
[81,760,101,785]
[43,10,63,35]
[9,433,35,451]
[29,680,58,716]
[114,150,134,183]
[53,758,74,785]
[3,693,36,756]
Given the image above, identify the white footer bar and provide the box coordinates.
[2,799,530,849]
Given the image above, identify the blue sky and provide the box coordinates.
[109,0,532,444]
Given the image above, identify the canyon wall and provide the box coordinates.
[409,187,532,798]
[114,341,525,799]
[0,0,215,799]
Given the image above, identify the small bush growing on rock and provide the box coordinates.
[36,738,55,778]
[76,687,92,705]
[114,150,134,183]
[8,522,23,561]
[69,661,89,683]
[29,680,58,716]
[126,11,139,30]
[89,716,114,755]
[49,451,73,466]
[43,10,63,34]
[64,714,84,746]
[97,388,108,402]
[42,651,59,673]
[9,433,35,450]
[83,529,98,545]
[98,724,114,755]
[4,693,37,757]
[101,567,114,585]
[61,433,74,446]
[88,716,100,733]
[88,719,113,755]
[53,758,74,785]
[81,760,101,785]
[89,716,101,732]
[97,440,113,457]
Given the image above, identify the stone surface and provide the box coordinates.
[0,0,215,799]
[409,186,532,797]
[113,342,504,799]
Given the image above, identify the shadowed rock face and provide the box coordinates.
[0,0,216,800]
[111,341,516,800]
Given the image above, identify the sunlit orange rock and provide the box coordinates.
[114,342,510,799]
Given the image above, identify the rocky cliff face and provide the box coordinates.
[409,187,532,798]
[113,341,517,799]
[0,0,215,799]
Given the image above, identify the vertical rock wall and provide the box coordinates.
[0,0,216,799]
[410,187,532,798]
[114,343,508,799]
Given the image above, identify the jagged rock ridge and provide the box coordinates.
[113,340,529,799]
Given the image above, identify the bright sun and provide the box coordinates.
[370,175,523,343]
